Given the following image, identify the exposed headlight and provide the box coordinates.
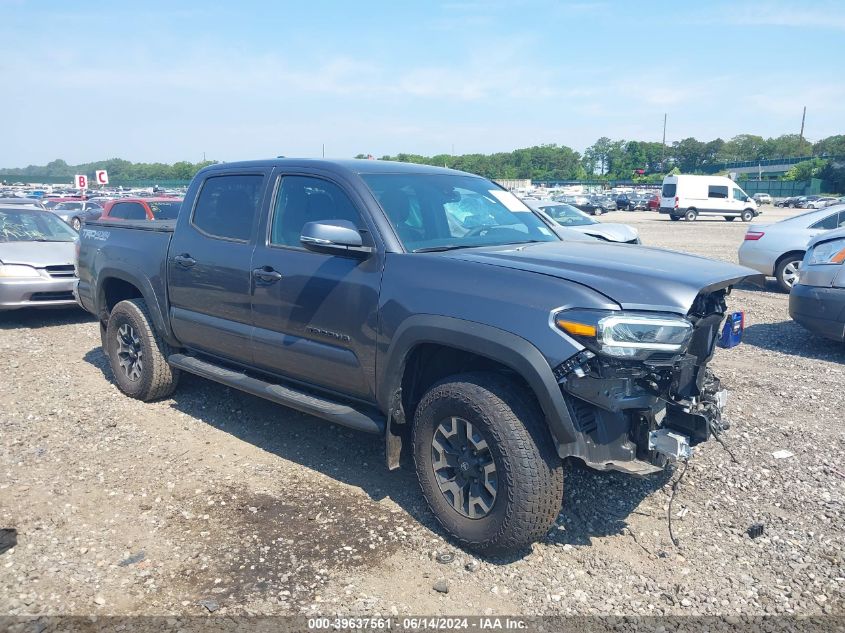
[0,264,41,278]
[805,238,845,266]
[554,309,693,359]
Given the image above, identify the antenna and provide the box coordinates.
[661,113,667,169]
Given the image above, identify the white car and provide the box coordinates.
[738,205,845,291]
[805,197,838,209]
[524,200,640,244]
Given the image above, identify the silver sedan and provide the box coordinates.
[790,227,845,341]
[738,205,845,292]
[524,200,640,244]
[0,206,79,310]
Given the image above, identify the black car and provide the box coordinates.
[618,193,650,211]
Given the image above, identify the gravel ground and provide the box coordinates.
[1,205,843,618]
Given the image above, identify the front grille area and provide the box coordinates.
[45,265,76,278]
[30,291,75,302]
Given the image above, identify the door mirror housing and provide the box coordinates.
[300,220,371,257]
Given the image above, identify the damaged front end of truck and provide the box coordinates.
[552,286,745,475]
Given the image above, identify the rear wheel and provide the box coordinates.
[775,254,804,293]
[413,372,563,554]
[725,216,736,221]
[105,298,180,401]
[741,209,755,222]
[684,208,698,221]
[669,214,681,221]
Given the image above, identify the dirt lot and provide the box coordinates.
[1,206,843,618]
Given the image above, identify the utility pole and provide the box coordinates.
[661,113,667,170]
[799,106,806,144]
[322,144,325,158]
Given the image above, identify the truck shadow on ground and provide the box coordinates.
[83,347,672,561]
[742,321,844,362]
[0,307,94,330]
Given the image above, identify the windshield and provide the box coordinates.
[148,201,181,219]
[0,209,79,242]
[363,174,559,251]
[539,203,596,226]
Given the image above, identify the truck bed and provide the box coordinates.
[76,219,175,323]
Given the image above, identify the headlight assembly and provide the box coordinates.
[554,309,693,359]
[0,264,41,278]
[806,238,845,266]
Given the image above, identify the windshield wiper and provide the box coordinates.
[413,244,476,253]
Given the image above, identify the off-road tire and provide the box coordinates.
[684,208,698,221]
[413,372,564,555]
[105,298,180,401]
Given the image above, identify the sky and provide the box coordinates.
[1,0,844,167]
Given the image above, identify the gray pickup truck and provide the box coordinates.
[76,159,757,553]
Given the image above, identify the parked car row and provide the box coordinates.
[775,195,845,209]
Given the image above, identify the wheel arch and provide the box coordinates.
[96,268,173,343]
[380,315,578,456]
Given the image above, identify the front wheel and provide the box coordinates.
[741,209,755,222]
[71,217,82,231]
[105,298,180,401]
[413,372,564,554]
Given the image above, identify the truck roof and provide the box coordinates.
[200,158,473,178]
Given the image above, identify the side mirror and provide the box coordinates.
[300,220,371,257]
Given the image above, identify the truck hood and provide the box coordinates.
[447,241,761,314]
[0,241,76,268]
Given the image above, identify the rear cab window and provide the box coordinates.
[661,183,676,197]
[192,174,264,241]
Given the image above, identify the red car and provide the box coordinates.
[99,197,183,221]
[647,194,659,211]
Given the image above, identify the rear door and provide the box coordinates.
[249,170,383,401]
[167,169,271,363]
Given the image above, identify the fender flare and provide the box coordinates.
[95,267,174,343]
[379,314,577,446]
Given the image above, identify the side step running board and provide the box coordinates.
[168,353,385,435]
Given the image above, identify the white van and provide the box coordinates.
[659,174,759,222]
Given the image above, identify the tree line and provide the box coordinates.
[3,132,843,185]
[371,133,845,182]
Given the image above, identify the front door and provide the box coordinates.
[249,172,383,401]
[168,170,269,364]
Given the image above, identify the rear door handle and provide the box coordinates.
[173,254,196,267]
[252,267,283,283]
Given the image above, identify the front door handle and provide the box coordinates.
[173,254,196,267]
[252,267,283,283]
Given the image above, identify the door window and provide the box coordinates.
[269,175,362,248]
[192,174,264,241]
[732,188,747,202]
[708,185,728,199]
